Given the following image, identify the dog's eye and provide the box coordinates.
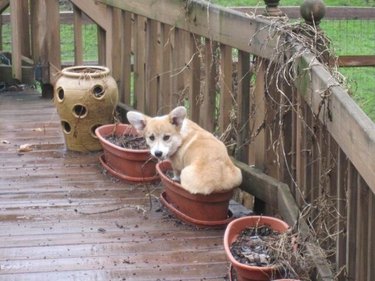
[163,135,170,141]
[149,135,155,141]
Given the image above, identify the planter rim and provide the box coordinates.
[160,191,233,228]
[156,160,234,198]
[99,154,159,182]
[95,124,150,154]
[224,215,290,271]
[61,65,110,78]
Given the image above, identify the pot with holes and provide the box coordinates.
[54,66,118,152]
[95,123,159,183]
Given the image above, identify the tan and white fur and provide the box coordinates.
[127,106,242,195]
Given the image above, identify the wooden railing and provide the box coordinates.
[2,0,375,280]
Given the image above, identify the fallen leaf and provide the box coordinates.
[33,128,43,132]
[18,144,33,152]
[1,140,10,144]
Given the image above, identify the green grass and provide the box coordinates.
[60,24,98,62]
[320,20,375,120]
[212,0,375,121]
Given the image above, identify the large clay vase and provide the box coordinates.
[54,66,118,152]
[95,123,159,183]
[224,216,289,281]
[156,160,234,228]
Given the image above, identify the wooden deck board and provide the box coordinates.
[0,90,230,281]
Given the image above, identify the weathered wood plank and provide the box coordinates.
[9,0,23,80]
[110,7,122,84]
[70,0,112,67]
[234,6,375,20]
[97,0,279,57]
[145,19,159,116]
[186,33,201,123]
[134,15,146,112]
[252,59,266,170]
[0,0,9,13]
[0,90,233,280]
[199,39,217,132]
[337,55,375,67]
[219,45,232,134]
[296,53,375,193]
[120,11,132,105]
[73,6,83,65]
[159,23,172,115]
[30,0,61,84]
[235,51,251,163]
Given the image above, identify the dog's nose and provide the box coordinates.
[154,150,163,158]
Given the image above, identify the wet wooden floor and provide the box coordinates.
[0,90,231,281]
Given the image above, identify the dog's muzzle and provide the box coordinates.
[154,150,163,159]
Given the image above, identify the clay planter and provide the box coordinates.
[156,160,234,228]
[224,216,290,281]
[95,124,158,183]
[54,66,118,152]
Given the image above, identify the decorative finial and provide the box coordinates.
[264,0,284,17]
[300,0,326,26]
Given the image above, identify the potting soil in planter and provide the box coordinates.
[230,225,282,267]
[105,134,148,150]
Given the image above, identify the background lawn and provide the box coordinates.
[212,0,375,121]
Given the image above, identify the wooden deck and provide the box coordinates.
[0,90,232,281]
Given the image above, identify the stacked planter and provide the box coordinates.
[54,66,118,152]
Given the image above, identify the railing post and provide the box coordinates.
[300,0,331,64]
[300,0,326,27]
[263,0,284,17]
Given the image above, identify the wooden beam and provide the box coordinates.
[73,6,83,65]
[70,0,112,67]
[70,0,109,31]
[337,55,375,67]
[10,0,22,81]
[30,0,61,85]
[295,53,375,193]
[219,44,232,134]
[0,0,9,13]
[234,6,375,20]
[97,0,280,59]
[252,59,266,170]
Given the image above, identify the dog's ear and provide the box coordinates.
[127,111,148,133]
[169,106,186,127]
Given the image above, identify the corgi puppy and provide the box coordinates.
[126,106,242,195]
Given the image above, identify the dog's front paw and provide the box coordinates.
[172,171,181,182]
[172,175,180,182]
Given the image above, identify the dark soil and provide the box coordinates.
[106,134,148,150]
[230,225,282,267]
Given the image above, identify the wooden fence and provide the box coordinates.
[1,0,375,280]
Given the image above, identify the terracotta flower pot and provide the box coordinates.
[272,279,300,281]
[156,160,234,228]
[224,216,290,281]
[95,124,159,183]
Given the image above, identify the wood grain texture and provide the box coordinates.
[0,90,231,281]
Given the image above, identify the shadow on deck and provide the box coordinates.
[0,90,234,281]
